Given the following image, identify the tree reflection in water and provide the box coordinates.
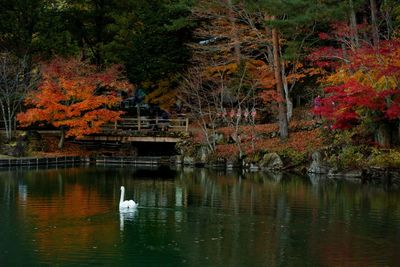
[0,166,399,266]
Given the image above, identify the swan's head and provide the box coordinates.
[120,186,124,191]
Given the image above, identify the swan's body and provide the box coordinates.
[119,186,138,210]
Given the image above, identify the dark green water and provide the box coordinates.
[0,165,399,267]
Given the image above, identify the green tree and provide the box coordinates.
[0,0,78,58]
[0,0,43,56]
[63,0,117,65]
[62,0,193,109]
[106,0,193,84]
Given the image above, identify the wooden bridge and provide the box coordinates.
[104,116,189,132]
[80,116,190,143]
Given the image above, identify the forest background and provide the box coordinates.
[0,0,400,170]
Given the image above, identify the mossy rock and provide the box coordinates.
[260,152,283,171]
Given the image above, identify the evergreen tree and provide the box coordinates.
[63,0,117,65]
[0,0,43,56]
[105,0,193,85]
[0,0,77,58]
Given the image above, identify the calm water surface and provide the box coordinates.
[0,165,399,266]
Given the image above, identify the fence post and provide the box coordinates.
[137,106,141,131]
[185,117,189,132]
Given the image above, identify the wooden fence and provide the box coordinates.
[101,116,189,133]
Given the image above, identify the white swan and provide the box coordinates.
[119,186,138,210]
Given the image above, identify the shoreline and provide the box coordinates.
[0,155,398,189]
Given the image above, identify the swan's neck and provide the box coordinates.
[120,187,125,204]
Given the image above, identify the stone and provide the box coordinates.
[226,159,240,169]
[260,152,283,171]
[198,146,208,163]
[175,155,183,164]
[183,156,195,166]
[308,151,329,174]
[249,163,259,171]
[327,168,362,179]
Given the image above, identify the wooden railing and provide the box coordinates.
[101,116,189,133]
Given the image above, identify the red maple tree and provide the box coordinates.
[17,57,133,148]
[311,39,400,147]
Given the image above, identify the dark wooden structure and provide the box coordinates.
[104,116,189,132]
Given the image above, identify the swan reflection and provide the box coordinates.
[119,209,137,231]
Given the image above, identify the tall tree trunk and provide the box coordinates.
[79,37,87,61]
[58,127,65,149]
[0,101,10,140]
[370,0,380,47]
[272,24,288,140]
[349,0,359,49]
[281,60,293,121]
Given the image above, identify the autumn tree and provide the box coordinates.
[17,58,133,148]
[244,0,354,138]
[312,39,400,148]
[189,0,319,142]
[189,2,273,112]
[270,18,288,139]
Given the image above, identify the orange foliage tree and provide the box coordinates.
[17,57,133,148]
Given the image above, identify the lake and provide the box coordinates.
[0,165,399,266]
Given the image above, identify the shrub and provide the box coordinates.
[368,149,400,168]
[327,145,368,170]
[245,150,266,164]
[278,148,308,167]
